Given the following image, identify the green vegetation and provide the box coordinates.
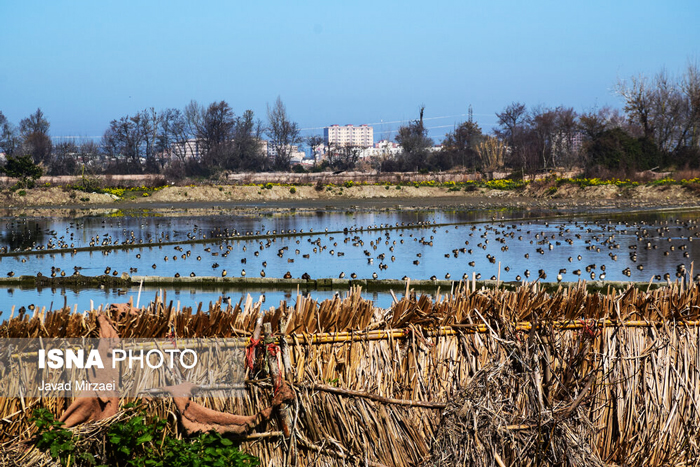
[1,154,43,189]
[30,407,259,467]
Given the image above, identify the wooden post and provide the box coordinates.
[263,322,292,439]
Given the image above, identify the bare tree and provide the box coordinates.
[50,139,78,175]
[525,106,579,169]
[495,102,527,147]
[615,71,692,153]
[306,135,325,168]
[266,96,302,171]
[553,106,579,167]
[615,74,654,139]
[139,108,161,172]
[102,113,149,173]
[230,109,266,171]
[394,105,433,171]
[578,109,609,141]
[19,108,52,165]
[157,108,187,163]
[77,140,100,169]
[681,61,700,148]
[442,107,482,169]
[495,102,528,169]
[0,111,19,156]
[328,144,360,171]
[528,106,557,169]
[183,100,204,159]
[197,101,236,171]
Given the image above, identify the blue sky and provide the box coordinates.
[1,0,698,142]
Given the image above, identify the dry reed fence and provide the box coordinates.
[1,281,700,466]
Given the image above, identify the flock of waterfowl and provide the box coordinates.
[1,215,700,284]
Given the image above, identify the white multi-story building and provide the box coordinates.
[324,124,374,148]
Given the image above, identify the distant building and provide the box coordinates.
[170,138,203,160]
[552,131,585,160]
[324,124,374,148]
[265,141,305,164]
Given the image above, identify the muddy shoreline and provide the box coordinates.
[1,183,700,218]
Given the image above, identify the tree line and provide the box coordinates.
[1,63,699,179]
[386,63,699,176]
[0,96,302,179]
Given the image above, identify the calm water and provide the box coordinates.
[2,207,700,315]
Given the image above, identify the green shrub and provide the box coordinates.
[31,408,78,466]
[343,180,354,188]
[289,187,296,194]
[1,154,43,188]
[18,190,27,196]
[30,407,259,467]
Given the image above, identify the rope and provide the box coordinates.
[246,338,260,371]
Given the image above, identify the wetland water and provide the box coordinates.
[2,207,700,315]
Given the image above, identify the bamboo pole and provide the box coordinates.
[303,383,447,409]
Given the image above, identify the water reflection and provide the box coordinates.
[1,219,46,251]
[2,208,700,316]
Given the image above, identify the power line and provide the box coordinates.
[374,122,499,136]
[52,113,499,140]
[299,112,496,132]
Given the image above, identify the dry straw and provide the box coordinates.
[2,281,700,466]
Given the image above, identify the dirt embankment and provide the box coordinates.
[523,181,693,201]
[1,183,699,211]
